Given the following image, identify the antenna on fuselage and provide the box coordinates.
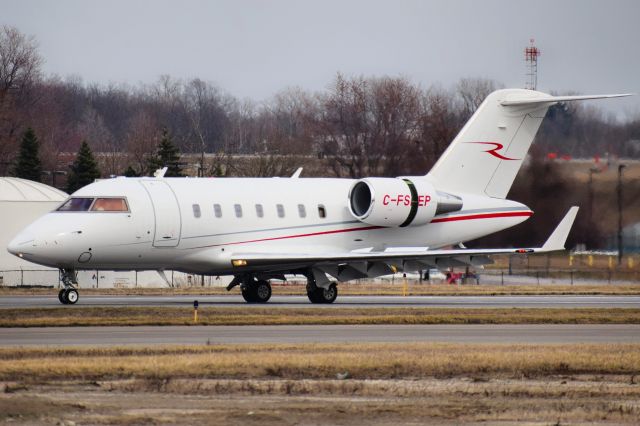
[154,167,168,178]
[290,167,303,178]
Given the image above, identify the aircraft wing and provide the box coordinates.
[229,207,578,282]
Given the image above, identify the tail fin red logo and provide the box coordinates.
[467,142,520,161]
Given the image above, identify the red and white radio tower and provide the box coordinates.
[524,38,541,90]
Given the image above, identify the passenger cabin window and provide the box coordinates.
[213,204,222,218]
[91,198,129,212]
[298,204,306,218]
[234,204,243,218]
[57,197,94,212]
[255,204,264,218]
[318,204,327,218]
[276,204,285,218]
[192,204,201,218]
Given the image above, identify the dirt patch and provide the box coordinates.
[2,377,640,425]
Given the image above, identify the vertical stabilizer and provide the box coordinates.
[426,89,631,199]
[427,89,550,199]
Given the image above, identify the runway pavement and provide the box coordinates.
[1,324,638,346]
[1,294,640,308]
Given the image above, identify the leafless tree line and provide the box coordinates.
[2,25,640,249]
[3,25,638,180]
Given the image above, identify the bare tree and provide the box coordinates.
[125,110,160,176]
[312,74,423,177]
[184,78,233,174]
[368,76,421,176]
[264,87,316,154]
[0,26,43,174]
[0,26,42,102]
[416,85,463,171]
[456,77,501,118]
[312,74,371,178]
[224,98,257,153]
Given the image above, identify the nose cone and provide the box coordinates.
[7,231,35,258]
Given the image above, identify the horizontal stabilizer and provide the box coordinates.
[541,206,579,252]
[501,93,632,106]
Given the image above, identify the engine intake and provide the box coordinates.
[348,177,461,227]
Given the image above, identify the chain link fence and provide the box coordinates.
[0,269,60,287]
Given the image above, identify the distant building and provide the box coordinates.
[0,177,67,286]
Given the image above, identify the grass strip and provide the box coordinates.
[0,343,638,381]
[2,283,640,296]
[0,307,639,327]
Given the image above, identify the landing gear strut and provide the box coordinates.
[58,269,79,305]
[240,278,272,304]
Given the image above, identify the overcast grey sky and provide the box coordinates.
[2,0,639,118]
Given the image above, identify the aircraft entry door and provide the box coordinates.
[140,180,182,247]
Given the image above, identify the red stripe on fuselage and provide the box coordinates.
[199,225,383,248]
[195,210,531,248]
[431,211,533,223]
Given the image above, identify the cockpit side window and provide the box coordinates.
[57,197,95,212]
[90,198,129,212]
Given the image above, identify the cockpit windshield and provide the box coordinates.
[91,198,129,212]
[57,197,94,212]
[57,197,129,212]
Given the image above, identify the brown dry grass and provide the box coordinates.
[2,343,640,424]
[1,307,639,327]
[0,342,638,381]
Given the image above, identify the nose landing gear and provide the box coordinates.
[58,269,79,305]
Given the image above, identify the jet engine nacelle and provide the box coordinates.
[349,177,461,227]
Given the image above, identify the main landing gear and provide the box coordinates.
[228,272,338,304]
[58,269,79,305]
[306,275,338,304]
[240,278,272,303]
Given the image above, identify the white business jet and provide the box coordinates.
[7,89,630,304]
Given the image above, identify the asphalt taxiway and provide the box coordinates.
[1,294,640,308]
[0,324,638,346]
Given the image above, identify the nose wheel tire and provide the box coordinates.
[58,288,79,305]
[307,282,338,304]
[66,288,79,304]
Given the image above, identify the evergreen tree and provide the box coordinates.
[123,165,140,177]
[66,141,101,193]
[147,128,183,177]
[13,127,42,182]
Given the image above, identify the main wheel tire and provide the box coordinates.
[254,280,272,303]
[58,289,67,304]
[241,286,257,303]
[307,288,321,303]
[322,283,338,304]
[307,283,338,304]
[65,288,79,305]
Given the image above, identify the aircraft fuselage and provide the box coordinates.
[8,176,531,275]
